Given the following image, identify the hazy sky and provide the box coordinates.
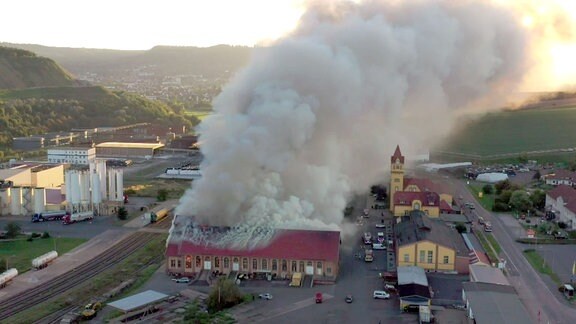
[0,0,304,50]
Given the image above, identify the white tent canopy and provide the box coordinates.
[476,173,508,183]
[108,290,168,312]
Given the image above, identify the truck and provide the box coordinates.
[150,208,169,223]
[32,250,58,270]
[289,272,303,287]
[62,211,94,225]
[31,210,69,222]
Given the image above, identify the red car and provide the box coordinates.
[315,292,323,303]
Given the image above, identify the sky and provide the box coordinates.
[0,0,304,50]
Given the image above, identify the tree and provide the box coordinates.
[206,278,243,313]
[482,184,493,195]
[509,190,533,212]
[569,159,576,172]
[4,222,21,239]
[455,223,467,234]
[494,180,512,195]
[530,189,546,210]
[533,170,541,180]
[182,300,211,323]
[0,258,6,272]
[157,189,168,202]
[117,207,128,220]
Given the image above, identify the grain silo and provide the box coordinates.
[115,169,124,202]
[34,187,46,213]
[10,187,22,216]
[0,187,11,216]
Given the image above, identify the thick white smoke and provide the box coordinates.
[176,0,529,230]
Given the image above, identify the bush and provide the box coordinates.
[482,184,494,195]
[117,207,128,220]
[4,222,21,239]
[31,232,42,238]
[27,236,34,242]
[42,231,50,238]
[455,223,467,234]
[558,222,567,229]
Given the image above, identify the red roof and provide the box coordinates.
[548,185,576,202]
[404,178,436,192]
[546,169,576,181]
[391,145,405,164]
[394,191,440,206]
[439,200,453,212]
[166,229,340,262]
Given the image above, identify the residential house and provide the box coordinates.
[545,185,576,230]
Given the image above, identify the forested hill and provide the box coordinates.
[0,86,198,147]
[0,46,79,89]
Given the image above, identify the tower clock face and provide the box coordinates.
[396,158,400,164]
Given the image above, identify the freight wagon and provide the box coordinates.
[32,250,58,270]
[31,210,70,222]
[0,268,18,289]
[62,211,94,225]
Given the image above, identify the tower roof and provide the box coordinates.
[391,145,405,164]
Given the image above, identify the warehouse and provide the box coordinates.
[95,142,164,158]
[166,224,341,283]
[48,147,96,165]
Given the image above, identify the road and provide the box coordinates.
[453,178,576,324]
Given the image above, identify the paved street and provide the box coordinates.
[453,177,576,324]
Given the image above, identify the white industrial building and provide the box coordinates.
[0,160,123,217]
[47,147,96,165]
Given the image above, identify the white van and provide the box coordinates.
[373,290,390,299]
[372,243,386,250]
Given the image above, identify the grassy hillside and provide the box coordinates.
[0,46,77,89]
[0,86,198,147]
[438,106,576,157]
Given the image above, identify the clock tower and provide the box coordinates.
[390,145,405,211]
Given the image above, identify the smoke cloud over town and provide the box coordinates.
[175,0,539,230]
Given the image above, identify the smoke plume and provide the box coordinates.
[176,0,532,230]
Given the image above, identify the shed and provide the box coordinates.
[95,142,164,158]
[108,290,168,313]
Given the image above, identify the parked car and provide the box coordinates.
[345,295,353,303]
[384,283,396,292]
[315,292,323,303]
[172,277,190,283]
[373,290,390,299]
[258,293,273,300]
[363,232,372,244]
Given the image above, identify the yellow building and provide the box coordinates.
[389,146,454,217]
[396,211,469,273]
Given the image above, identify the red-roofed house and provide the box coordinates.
[546,185,576,229]
[544,169,576,187]
[166,229,341,281]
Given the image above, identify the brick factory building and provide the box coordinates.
[166,227,341,282]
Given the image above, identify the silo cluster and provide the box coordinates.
[65,159,124,215]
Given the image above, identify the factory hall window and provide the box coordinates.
[262,259,268,270]
[215,257,220,268]
[316,262,322,271]
[291,261,297,272]
[170,259,176,268]
[299,261,305,272]
[196,256,201,268]
[419,251,425,263]
[224,257,229,268]
[185,255,192,269]
[177,260,182,268]
[427,251,433,263]
[327,267,332,274]
[282,260,287,271]
[443,256,449,264]
[404,254,410,262]
[252,258,258,271]
[243,258,248,270]
[272,259,278,271]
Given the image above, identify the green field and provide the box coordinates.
[0,236,87,272]
[185,108,212,121]
[438,106,576,157]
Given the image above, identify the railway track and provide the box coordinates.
[0,231,160,322]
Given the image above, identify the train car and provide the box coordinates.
[62,211,94,225]
[32,250,58,270]
[0,268,18,289]
[150,208,169,223]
